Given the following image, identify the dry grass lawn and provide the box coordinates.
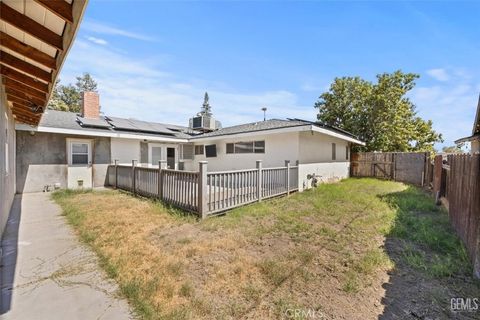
[52,179,479,320]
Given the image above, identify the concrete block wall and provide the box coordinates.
[16,131,111,193]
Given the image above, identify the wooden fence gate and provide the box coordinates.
[350,152,429,186]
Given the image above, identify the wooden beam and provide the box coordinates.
[5,87,46,106]
[1,65,49,93]
[3,78,47,100]
[12,102,44,116]
[33,0,74,24]
[11,110,41,123]
[0,31,57,70]
[0,3,63,51]
[7,94,34,107]
[0,50,51,83]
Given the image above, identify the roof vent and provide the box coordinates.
[189,92,222,132]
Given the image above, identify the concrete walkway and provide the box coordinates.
[1,193,132,320]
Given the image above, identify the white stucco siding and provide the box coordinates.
[111,138,141,165]
[185,132,300,171]
[297,162,350,191]
[298,131,350,163]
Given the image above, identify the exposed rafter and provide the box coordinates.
[0,50,51,83]
[0,31,57,70]
[1,65,49,93]
[3,78,47,100]
[0,2,64,51]
[33,0,74,24]
[12,102,43,116]
[5,87,46,106]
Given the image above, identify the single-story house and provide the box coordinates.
[455,93,480,154]
[15,91,365,193]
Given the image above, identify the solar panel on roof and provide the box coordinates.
[107,117,176,135]
[76,117,111,129]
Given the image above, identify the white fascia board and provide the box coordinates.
[15,124,188,143]
[310,126,366,145]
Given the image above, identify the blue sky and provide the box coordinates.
[59,1,480,149]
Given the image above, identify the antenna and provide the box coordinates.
[261,107,267,121]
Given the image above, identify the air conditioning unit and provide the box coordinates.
[189,115,221,132]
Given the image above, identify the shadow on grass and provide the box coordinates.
[378,186,479,319]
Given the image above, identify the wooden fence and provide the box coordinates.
[431,154,480,278]
[106,160,298,218]
[350,152,429,186]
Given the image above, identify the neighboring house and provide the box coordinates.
[15,92,365,193]
[0,1,88,237]
[455,94,480,154]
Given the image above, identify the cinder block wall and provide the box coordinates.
[16,131,111,193]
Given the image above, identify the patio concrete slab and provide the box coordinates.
[1,193,132,320]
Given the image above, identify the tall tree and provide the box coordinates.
[47,73,98,112]
[314,70,443,152]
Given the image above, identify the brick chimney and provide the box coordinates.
[81,91,99,119]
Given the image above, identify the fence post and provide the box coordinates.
[114,159,118,189]
[432,155,443,204]
[198,161,208,219]
[158,160,167,200]
[256,160,263,202]
[132,160,137,195]
[285,160,290,196]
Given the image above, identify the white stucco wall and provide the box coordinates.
[298,131,350,163]
[111,138,141,165]
[297,162,350,191]
[184,132,300,171]
[0,85,16,237]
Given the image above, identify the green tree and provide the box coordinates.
[47,73,98,112]
[314,70,443,152]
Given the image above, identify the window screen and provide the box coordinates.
[226,143,234,154]
[182,144,194,160]
[72,143,89,165]
[151,146,162,165]
[235,141,253,153]
[332,143,336,160]
[254,141,265,153]
[194,145,204,155]
[205,144,217,158]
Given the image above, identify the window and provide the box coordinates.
[235,141,253,153]
[181,144,194,160]
[72,143,89,164]
[194,145,204,155]
[346,146,349,160]
[254,141,265,153]
[151,146,162,165]
[226,141,265,154]
[332,143,336,160]
[205,144,217,157]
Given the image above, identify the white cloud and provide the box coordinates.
[426,68,449,82]
[81,20,156,42]
[86,36,108,45]
[59,40,317,128]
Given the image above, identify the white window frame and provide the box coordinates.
[67,139,92,166]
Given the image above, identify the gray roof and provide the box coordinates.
[38,110,192,139]
[191,119,309,138]
[36,110,360,142]
[190,118,360,140]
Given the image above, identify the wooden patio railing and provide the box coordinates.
[106,160,298,218]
